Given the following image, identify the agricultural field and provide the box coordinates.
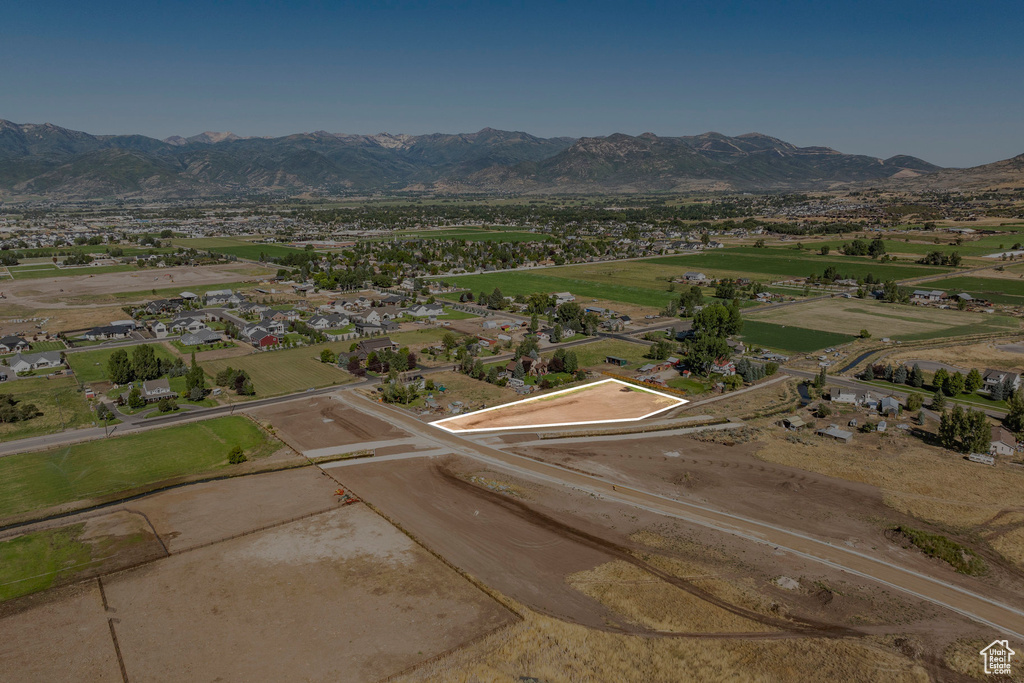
[647,249,954,281]
[444,269,677,309]
[922,274,1024,305]
[739,321,856,354]
[66,342,179,384]
[173,237,313,260]
[0,376,93,442]
[551,339,655,369]
[202,346,354,397]
[745,298,1020,342]
[0,416,278,521]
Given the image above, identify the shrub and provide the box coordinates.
[892,525,987,575]
[815,404,832,418]
[227,445,247,464]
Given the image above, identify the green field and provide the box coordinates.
[0,416,277,520]
[203,346,354,396]
[9,264,138,279]
[0,376,93,442]
[740,321,857,353]
[549,339,653,368]
[174,237,312,260]
[444,271,677,309]
[389,227,551,243]
[920,275,1024,305]
[66,343,179,384]
[0,525,93,600]
[648,250,952,282]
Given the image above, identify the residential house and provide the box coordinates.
[356,337,399,360]
[711,359,736,376]
[170,317,209,334]
[990,426,1018,456]
[408,304,444,318]
[683,272,707,281]
[9,351,64,374]
[84,324,133,341]
[0,336,30,353]
[150,321,168,338]
[308,314,349,330]
[180,329,223,346]
[250,332,280,349]
[553,292,575,304]
[879,396,900,416]
[983,369,1021,394]
[120,378,178,404]
[911,289,946,302]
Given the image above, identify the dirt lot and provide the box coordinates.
[2,263,272,307]
[435,379,683,432]
[104,504,512,682]
[248,396,411,452]
[887,340,1024,373]
[340,454,990,679]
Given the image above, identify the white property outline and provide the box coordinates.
[430,378,688,433]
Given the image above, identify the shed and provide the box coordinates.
[605,356,629,367]
[816,424,853,444]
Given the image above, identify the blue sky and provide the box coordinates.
[2,0,1021,167]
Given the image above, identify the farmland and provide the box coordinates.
[739,321,856,353]
[202,346,354,397]
[0,416,278,520]
[443,269,678,309]
[8,263,138,279]
[391,227,551,242]
[647,249,953,281]
[551,339,656,369]
[922,275,1024,305]
[0,376,93,442]
[66,342,180,384]
[174,237,312,260]
[745,298,1020,341]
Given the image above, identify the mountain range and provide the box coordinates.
[0,119,1008,199]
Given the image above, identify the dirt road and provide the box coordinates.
[344,392,1024,641]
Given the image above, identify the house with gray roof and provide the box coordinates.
[9,351,64,374]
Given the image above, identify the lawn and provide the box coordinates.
[24,340,66,353]
[8,264,139,280]
[170,340,236,353]
[66,342,179,384]
[0,416,278,520]
[0,525,92,600]
[436,308,479,320]
[202,346,354,397]
[385,328,456,348]
[745,298,1019,341]
[553,339,655,368]
[740,321,857,354]
[0,376,94,442]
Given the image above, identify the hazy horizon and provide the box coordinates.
[3,0,1022,168]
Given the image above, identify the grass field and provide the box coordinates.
[647,250,953,281]
[0,376,93,442]
[745,298,1019,341]
[0,416,278,520]
[390,227,551,242]
[551,339,654,368]
[66,343,179,384]
[0,525,93,600]
[174,237,312,260]
[202,347,353,396]
[740,321,857,353]
[65,278,267,305]
[9,264,138,279]
[23,340,65,353]
[921,275,1024,305]
[444,270,677,309]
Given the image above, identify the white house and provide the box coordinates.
[9,351,63,373]
[990,426,1017,456]
[408,304,444,318]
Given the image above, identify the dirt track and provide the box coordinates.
[437,380,681,432]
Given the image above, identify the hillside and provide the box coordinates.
[0,119,948,199]
[888,152,1024,191]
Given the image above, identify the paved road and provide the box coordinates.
[344,392,1024,640]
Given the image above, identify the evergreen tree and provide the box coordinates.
[564,351,578,374]
[933,368,949,393]
[945,371,966,397]
[1005,389,1024,434]
[863,365,875,381]
[893,365,907,385]
[512,359,525,380]
[932,390,946,410]
[131,344,160,381]
[990,378,1006,401]
[910,364,924,388]
[107,349,134,385]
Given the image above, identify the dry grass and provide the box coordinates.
[944,638,1024,682]
[888,340,1024,373]
[425,371,519,410]
[394,603,929,683]
[568,560,775,634]
[751,430,1024,565]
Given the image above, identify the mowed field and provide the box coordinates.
[8,264,138,279]
[740,321,856,354]
[173,237,313,260]
[0,376,93,442]
[745,298,1019,342]
[66,342,180,383]
[202,346,354,397]
[0,416,277,521]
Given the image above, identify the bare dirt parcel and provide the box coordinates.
[433,378,686,433]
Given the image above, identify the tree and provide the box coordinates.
[819,245,830,256]
[932,390,946,410]
[512,359,525,380]
[126,386,145,410]
[1005,388,1024,434]
[906,393,923,411]
[910,364,924,388]
[815,404,832,418]
[966,368,983,393]
[945,371,966,397]
[157,397,175,413]
[813,367,827,389]
[564,351,578,374]
[529,314,539,333]
[228,445,247,464]
[863,365,875,381]
[107,349,133,385]
[860,329,871,339]
[130,345,159,380]
[893,365,907,385]
[933,368,950,394]
[347,355,362,375]
[990,378,1007,402]
[320,348,336,364]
